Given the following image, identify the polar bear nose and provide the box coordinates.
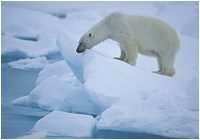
[76,43,86,53]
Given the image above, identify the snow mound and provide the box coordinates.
[30,110,97,137]
[1,6,62,58]
[97,95,199,139]
[1,33,59,58]
[13,71,101,115]
[8,57,49,69]
[35,60,71,86]
[154,2,199,33]
[180,16,199,39]
[1,5,61,39]
[13,31,199,138]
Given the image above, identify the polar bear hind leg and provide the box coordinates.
[152,53,162,73]
[153,53,176,77]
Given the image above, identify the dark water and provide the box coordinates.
[93,130,170,139]
[1,62,48,139]
[1,62,171,139]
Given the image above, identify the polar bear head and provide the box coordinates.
[76,15,111,53]
[76,32,96,53]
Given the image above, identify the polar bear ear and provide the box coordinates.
[89,33,91,37]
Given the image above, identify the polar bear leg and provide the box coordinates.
[123,39,138,66]
[152,54,162,73]
[162,54,176,77]
[114,45,126,61]
[154,53,176,77]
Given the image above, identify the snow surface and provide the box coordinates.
[180,16,199,39]
[29,110,97,137]
[2,1,198,139]
[1,6,61,57]
[8,57,49,69]
[13,70,101,115]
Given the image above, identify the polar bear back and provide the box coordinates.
[127,14,180,56]
[105,11,180,56]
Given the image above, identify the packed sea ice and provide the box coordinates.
[13,30,199,138]
[2,1,198,139]
[30,110,97,138]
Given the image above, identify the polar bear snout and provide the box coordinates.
[76,43,86,53]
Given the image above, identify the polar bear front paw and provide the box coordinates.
[114,57,122,60]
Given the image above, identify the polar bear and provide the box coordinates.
[76,11,180,77]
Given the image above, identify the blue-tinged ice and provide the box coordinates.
[29,110,97,138]
[56,31,85,83]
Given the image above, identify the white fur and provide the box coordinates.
[78,11,180,77]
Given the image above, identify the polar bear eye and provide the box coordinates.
[89,33,91,37]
